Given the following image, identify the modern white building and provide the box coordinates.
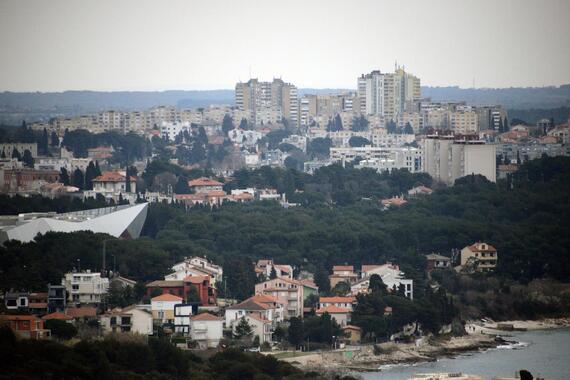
[352,264,414,299]
[0,203,148,244]
[151,293,183,325]
[173,304,194,335]
[331,146,422,173]
[63,271,109,304]
[160,121,191,141]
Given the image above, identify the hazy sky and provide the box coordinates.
[1,0,569,92]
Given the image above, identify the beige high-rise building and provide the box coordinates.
[449,110,478,135]
[357,66,420,122]
[422,135,496,185]
[235,78,298,127]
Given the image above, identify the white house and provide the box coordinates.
[63,271,109,304]
[99,305,153,335]
[190,313,223,349]
[354,264,414,299]
[224,294,284,328]
[241,315,273,344]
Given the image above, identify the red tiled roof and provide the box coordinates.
[466,242,497,252]
[146,280,184,287]
[183,275,209,284]
[246,314,271,323]
[381,197,408,206]
[319,296,356,304]
[316,305,350,314]
[188,177,223,187]
[191,312,222,321]
[0,314,41,322]
[42,312,73,321]
[333,265,354,271]
[341,325,362,331]
[226,299,269,311]
[65,306,97,318]
[93,171,136,183]
[152,294,183,302]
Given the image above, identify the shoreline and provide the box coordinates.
[290,318,570,376]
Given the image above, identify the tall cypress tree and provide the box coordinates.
[85,162,96,190]
[73,168,84,190]
[60,168,70,186]
[12,148,21,160]
[50,131,59,147]
[40,128,49,155]
[125,166,131,193]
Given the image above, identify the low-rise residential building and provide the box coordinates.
[151,294,183,326]
[28,292,48,315]
[92,171,137,195]
[64,305,98,323]
[354,264,414,299]
[4,291,29,311]
[241,314,273,344]
[254,259,293,279]
[329,265,359,288]
[187,177,223,193]
[316,305,351,326]
[408,185,433,196]
[318,296,356,311]
[145,275,217,306]
[63,271,109,304]
[225,294,285,328]
[341,325,362,344]
[255,277,305,318]
[425,254,451,271]
[460,242,498,272]
[100,305,153,335]
[190,313,223,349]
[174,303,196,335]
[0,314,51,339]
[380,196,408,209]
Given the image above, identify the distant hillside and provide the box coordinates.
[1,85,569,124]
[422,85,570,109]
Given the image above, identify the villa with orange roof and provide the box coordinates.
[0,314,51,339]
[318,296,356,311]
[187,177,223,193]
[92,171,137,194]
[460,242,498,272]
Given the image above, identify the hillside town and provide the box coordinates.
[1,67,568,206]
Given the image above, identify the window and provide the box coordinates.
[111,317,117,325]
[19,298,26,306]
[72,285,79,290]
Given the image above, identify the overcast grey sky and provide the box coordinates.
[1,0,569,92]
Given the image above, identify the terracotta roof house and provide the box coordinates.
[315,305,351,326]
[460,242,498,272]
[187,177,224,193]
[0,314,51,339]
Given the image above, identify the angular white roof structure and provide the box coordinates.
[0,203,148,244]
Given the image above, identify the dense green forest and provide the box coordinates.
[0,326,334,380]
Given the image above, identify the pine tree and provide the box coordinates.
[233,317,253,339]
[1,149,5,159]
[287,317,304,348]
[94,161,102,177]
